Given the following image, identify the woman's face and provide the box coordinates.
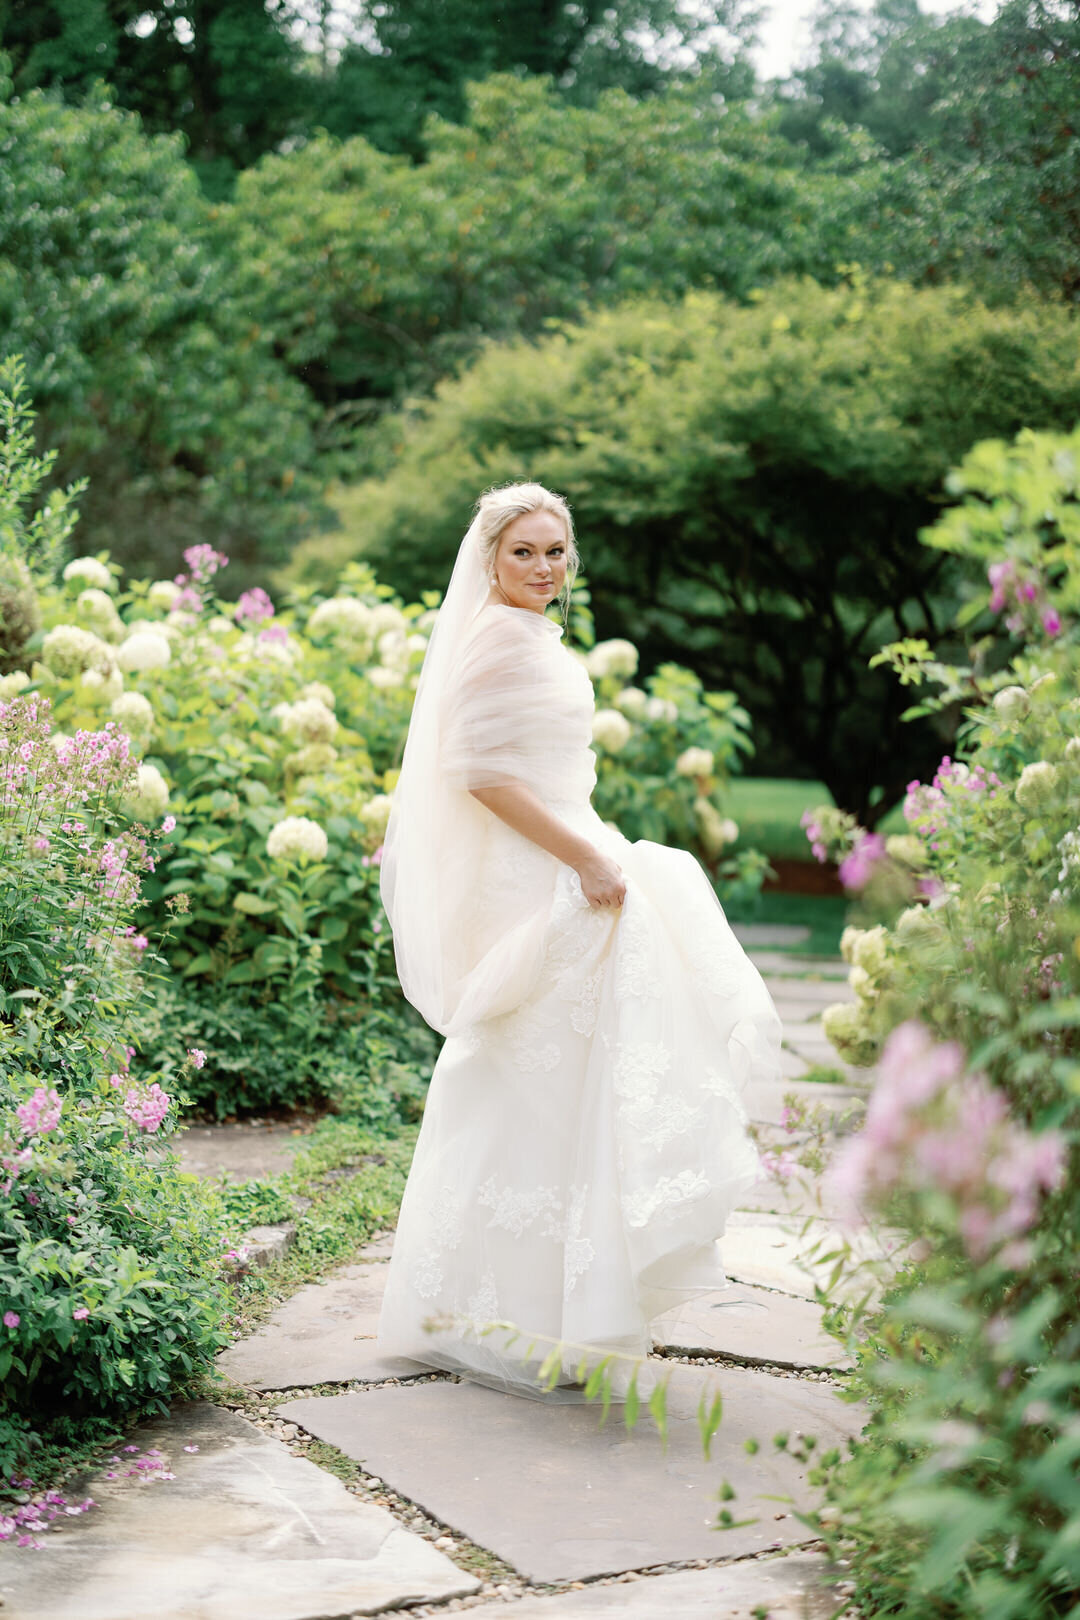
[491,510,569,613]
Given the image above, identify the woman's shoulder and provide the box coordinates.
[472,603,563,640]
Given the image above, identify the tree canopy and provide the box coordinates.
[282,275,1080,817]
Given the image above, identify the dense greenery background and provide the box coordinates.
[1,0,1078,809]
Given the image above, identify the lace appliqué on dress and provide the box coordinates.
[413,1184,466,1300]
[478,1174,563,1238]
[613,904,663,1003]
[621,1169,711,1229]
[475,1176,597,1295]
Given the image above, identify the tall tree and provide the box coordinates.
[319,0,760,156]
[0,0,311,193]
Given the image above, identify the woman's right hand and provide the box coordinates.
[575,849,627,910]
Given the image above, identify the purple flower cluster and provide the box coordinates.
[829,1019,1066,1264]
[800,809,828,864]
[903,756,1004,850]
[14,1088,61,1139]
[121,1082,171,1134]
[987,559,1062,639]
[234,587,275,626]
[838,831,887,892]
[170,544,229,616]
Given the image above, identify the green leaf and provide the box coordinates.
[232,892,276,916]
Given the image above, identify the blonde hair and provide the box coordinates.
[472,481,579,618]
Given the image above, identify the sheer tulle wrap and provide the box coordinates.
[381,534,596,1036]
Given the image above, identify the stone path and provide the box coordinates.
[2,937,873,1619]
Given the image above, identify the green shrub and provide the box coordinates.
[796,422,1080,1619]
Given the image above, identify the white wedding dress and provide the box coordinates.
[375,602,783,1401]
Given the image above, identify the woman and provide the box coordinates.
[375,482,783,1401]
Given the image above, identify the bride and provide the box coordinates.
[374,481,783,1401]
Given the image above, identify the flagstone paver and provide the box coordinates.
[218,1262,428,1391]
[170,1120,314,1181]
[280,1364,865,1584]
[748,953,850,980]
[721,1210,897,1301]
[731,924,812,947]
[468,1551,843,1619]
[0,1403,478,1620]
[651,1281,852,1370]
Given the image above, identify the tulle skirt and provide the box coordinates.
[374,801,783,1403]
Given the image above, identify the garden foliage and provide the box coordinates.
[1,359,766,1117]
[797,421,1080,1618]
[285,273,1080,819]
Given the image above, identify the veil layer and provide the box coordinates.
[379,519,583,1037]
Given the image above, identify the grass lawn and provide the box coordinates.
[724,777,906,863]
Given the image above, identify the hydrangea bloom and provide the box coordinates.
[675,746,714,779]
[116,630,172,673]
[993,685,1030,722]
[63,557,113,591]
[644,696,678,724]
[585,639,639,681]
[613,686,648,719]
[122,763,169,822]
[147,579,182,610]
[76,588,125,644]
[280,697,337,746]
[266,816,329,863]
[366,665,403,689]
[821,1000,879,1066]
[358,794,393,846]
[109,691,155,746]
[370,603,408,635]
[307,597,376,641]
[41,624,116,679]
[297,681,336,711]
[850,925,889,977]
[591,709,632,753]
[0,670,30,702]
[1015,760,1059,810]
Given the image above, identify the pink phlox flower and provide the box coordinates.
[161,814,176,834]
[122,1082,171,1133]
[188,1047,207,1069]
[371,844,384,866]
[15,1086,62,1139]
[3,1310,19,1328]
[761,1148,799,1181]
[73,1306,90,1321]
[257,622,289,645]
[235,587,275,625]
[1041,607,1062,637]
[182,544,229,583]
[838,830,887,892]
